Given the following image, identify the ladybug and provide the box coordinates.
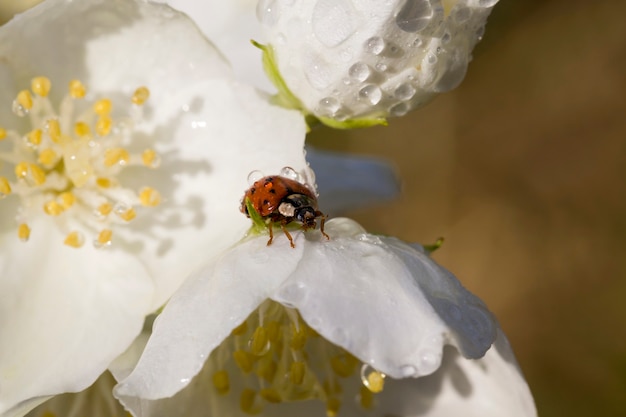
[240,174,329,248]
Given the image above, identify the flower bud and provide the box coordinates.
[258,0,498,127]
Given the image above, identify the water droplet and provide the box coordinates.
[93,237,112,249]
[442,32,451,44]
[342,77,352,85]
[247,170,265,185]
[389,102,409,117]
[375,62,388,72]
[427,53,438,64]
[400,364,417,377]
[358,85,382,105]
[348,62,371,82]
[249,327,271,356]
[364,36,385,55]
[419,350,440,373]
[360,364,386,393]
[114,202,129,215]
[478,0,499,7]
[312,0,356,47]
[280,166,299,180]
[12,100,27,117]
[357,233,382,245]
[412,37,424,48]
[256,0,280,26]
[396,0,434,33]
[319,97,341,114]
[394,83,416,100]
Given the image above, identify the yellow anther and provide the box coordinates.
[17,223,30,241]
[326,398,341,417]
[0,127,6,140]
[95,116,112,136]
[141,148,160,168]
[259,388,282,404]
[240,388,257,414]
[47,119,61,143]
[256,358,277,382]
[330,354,358,378]
[265,321,281,343]
[139,187,161,207]
[290,326,307,350]
[15,162,28,179]
[96,229,113,247]
[104,148,129,167]
[96,177,112,188]
[0,177,11,196]
[64,231,84,248]
[69,79,86,98]
[93,98,112,115]
[250,326,270,356]
[43,200,64,216]
[74,121,90,137]
[364,371,385,393]
[16,90,33,110]
[15,163,46,185]
[132,86,150,105]
[233,350,255,374]
[231,320,248,336]
[359,385,375,409]
[59,192,76,209]
[323,378,343,396]
[27,129,42,146]
[31,76,52,97]
[38,148,57,167]
[117,207,136,222]
[97,202,113,217]
[289,361,306,385]
[212,370,230,395]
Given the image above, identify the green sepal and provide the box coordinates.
[245,198,269,234]
[252,40,388,131]
[423,237,445,254]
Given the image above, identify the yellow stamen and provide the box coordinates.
[96,229,113,247]
[359,385,375,409]
[16,163,46,185]
[31,76,52,97]
[96,116,112,136]
[259,388,281,404]
[256,358,277,382]
[326,398,341,417]
[59,192,76,209]
[16,90,33,110]
[0,127,7,140]
[96,177,112,188]
[64,231,84,248]
[74,121,90,137]
[132,86,150,105]
[104,148,129,167]
[290,325,307,350]
[212,370,230,395]
[69,79,86,98]
[27,129,42,146]
[364,370,385,393]
[240,388,258,414]
[117,207,136,222]
[17,223,30,241]
[43,200,64,216]
[30,164,46,185]
[233,350,255,374]
[0,177,11,196]
[47,119,61,144]
[289,361,306,385]
[93,98,112,115]
[249,326,270,356]
[38,148,57,167]
[15,162,28,180]
[97,202,113,217]
[331,354,358,378]
[231,320,248,336]
[139,187,161,207]
[141,148,160,168]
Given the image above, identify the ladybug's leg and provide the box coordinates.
[318,212,330,241]
[280,221,295,249]
[266,221,274,246]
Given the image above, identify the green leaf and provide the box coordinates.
[245,198,269,235]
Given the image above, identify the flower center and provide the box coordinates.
[207,300,386,416]
[0,76,161,248]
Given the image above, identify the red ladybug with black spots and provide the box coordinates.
[240,174,329,248]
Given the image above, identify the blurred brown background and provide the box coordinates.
[3,0,625,416]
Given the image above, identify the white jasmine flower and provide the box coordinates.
[258,0,499,127]
[114,217,536,416]
[0,0,307,414]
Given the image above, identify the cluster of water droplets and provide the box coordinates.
[259,0,499,120]
[202,300,387,416]
[0,76,162,248]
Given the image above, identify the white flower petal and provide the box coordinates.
[273,218,496,379]
[0,219,153,415]
[114,235,302,401]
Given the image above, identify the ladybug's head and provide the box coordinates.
[295,207,318,229]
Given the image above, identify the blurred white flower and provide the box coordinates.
[258,0,499,126]
[0,0,307,414]
[114,217,536,417]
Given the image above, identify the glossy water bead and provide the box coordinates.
[259,0,499,122]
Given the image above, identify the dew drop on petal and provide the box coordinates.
[357,233,382,245]
[247,170,265,185]
[375,62,388,72]
[319,97,341,114]
[280,166,299,180]
[400,364,417,377]
[389,102,410,117]
[348,62,371,82]
[394,83,416,100]
[360,364,385,393]
[364,36,385,55]
[12,100,27,117]
[396,0,434,33]
[358,85,382,105]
